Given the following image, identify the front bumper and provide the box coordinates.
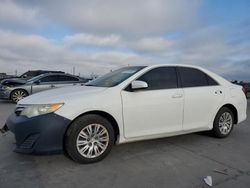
[6,113,71,154]
[0,89,10,99]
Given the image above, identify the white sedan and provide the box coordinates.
[5,64,247,163]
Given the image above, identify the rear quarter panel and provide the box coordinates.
[224,84,247,123]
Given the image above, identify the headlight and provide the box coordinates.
[20,103,64,118]
[2,86,11,90]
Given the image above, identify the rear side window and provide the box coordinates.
[178,67,210,88]
[137,67,178,90]
[206,75,218,86]
[57,75,79,82]
[40,75,60,82]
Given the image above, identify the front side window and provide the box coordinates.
[178,67,216,88]
[86,66,145,87]
[137,67,178,90]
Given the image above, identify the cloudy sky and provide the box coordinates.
[0,0,249,80]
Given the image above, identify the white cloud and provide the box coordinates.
[64,33,172,54]
[129,37,172,52]
[0,30,150,76]
[0,0,39,27]
[64,33,122,48]
[15,0,201,36]
[0,1,249,80]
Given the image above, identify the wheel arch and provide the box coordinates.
[219,104,238,124]
[64,110,120,144]
[10,88,29,99]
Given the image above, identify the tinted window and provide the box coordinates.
[21,71,38,78]
[178,67,209,87]
[137,67,178,90]
[57,75,79,82]
[40,75,60,82]
[206,75,218,86]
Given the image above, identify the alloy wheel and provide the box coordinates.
[219,112,233,135]
[76,124,109,159]
[12,90,27,102]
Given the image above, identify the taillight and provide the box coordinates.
[242,87,246,95]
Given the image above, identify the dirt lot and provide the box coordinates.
[0,100,249,188]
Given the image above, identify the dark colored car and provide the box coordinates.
[0,73,15,82]
[236,82,250,98]
[0,70,65,82]
[243,83,250,98]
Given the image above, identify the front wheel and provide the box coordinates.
[65,114,115,163]
[212,107,234,138]
[10,89,28,103]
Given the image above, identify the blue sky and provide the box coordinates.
[0,0,249,80]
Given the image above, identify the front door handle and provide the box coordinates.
[172,93,183,98]
[51,85,55,88]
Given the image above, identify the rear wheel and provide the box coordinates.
[65,114,115,163]
[10,89,28,103]
[212,107,234,138]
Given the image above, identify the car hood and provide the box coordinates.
[1,79,26,86]
[19,85,108,104]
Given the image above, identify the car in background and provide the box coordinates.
[4,64,247,163]
[0,70,65,82]
[0,73,15,82]
[234,82,250,98]
[0,73,86,103]
[242,83,250,98]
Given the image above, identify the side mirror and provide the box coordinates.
[131,80,148,90]
[34,80,41,85]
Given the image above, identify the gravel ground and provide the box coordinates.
[0,99,249,188]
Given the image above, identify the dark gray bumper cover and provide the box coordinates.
[6,113,71,154]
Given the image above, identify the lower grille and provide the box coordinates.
[19,134,40,149]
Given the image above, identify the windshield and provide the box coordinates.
[86,66,146,87]
[27,74,44,82]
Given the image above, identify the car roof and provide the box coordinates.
[25,70,64,72]
[40,73,77,77]
[145,64,204,69]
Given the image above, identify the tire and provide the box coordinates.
[10,89,29,103]
[212,107,234,138]
[65,114,115,164]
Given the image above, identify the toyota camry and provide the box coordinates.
[4,64,247,163]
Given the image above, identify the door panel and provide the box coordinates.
[121,66,183,138]
[121,88,184,138]
[177,67,225,130]
[31,83,51,94]
[52,82,76,89]
[52,75,80,89]
[182,86,224,130]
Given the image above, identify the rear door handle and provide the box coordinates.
[215,90,222,94]
[172,93,183,98]
[51,85,55,88]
